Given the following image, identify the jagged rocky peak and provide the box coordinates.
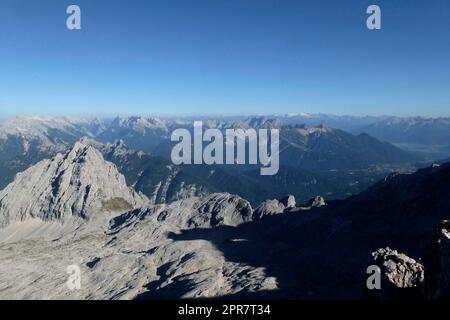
[254,195,296,219]
[0,139,148,228]
[367,247,424,299]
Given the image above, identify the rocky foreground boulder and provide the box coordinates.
[367,247,424,299]
[367,220,450,300]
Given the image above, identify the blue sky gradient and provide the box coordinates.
[1,0,449,116]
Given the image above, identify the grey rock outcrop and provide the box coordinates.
[279,195,296,209]
[367,247,424,299]
[0,140,147,228]
[254,200,286,219]
[109,192,254,233]
[253,195,296,219]
[302,196,326,209]
[187,193,254,228]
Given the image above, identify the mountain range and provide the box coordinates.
[0,115,421,205]
[0,135,449,299]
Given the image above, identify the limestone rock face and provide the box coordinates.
[183,193,254,228]
[0,191,275,299]
[0,140,147,227]
[368,247,424,299]
[109,192,254,231]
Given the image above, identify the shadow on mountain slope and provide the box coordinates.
[165,208,369,299]
[163,163,450,299]
[135,262,197,300]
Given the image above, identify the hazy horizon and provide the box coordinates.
[0,112,450,120]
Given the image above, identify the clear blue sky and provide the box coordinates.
[0,0,449,116]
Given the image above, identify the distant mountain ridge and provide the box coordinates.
[357,116,450,145]
[0,115,421,205]
[278,124,417,170]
